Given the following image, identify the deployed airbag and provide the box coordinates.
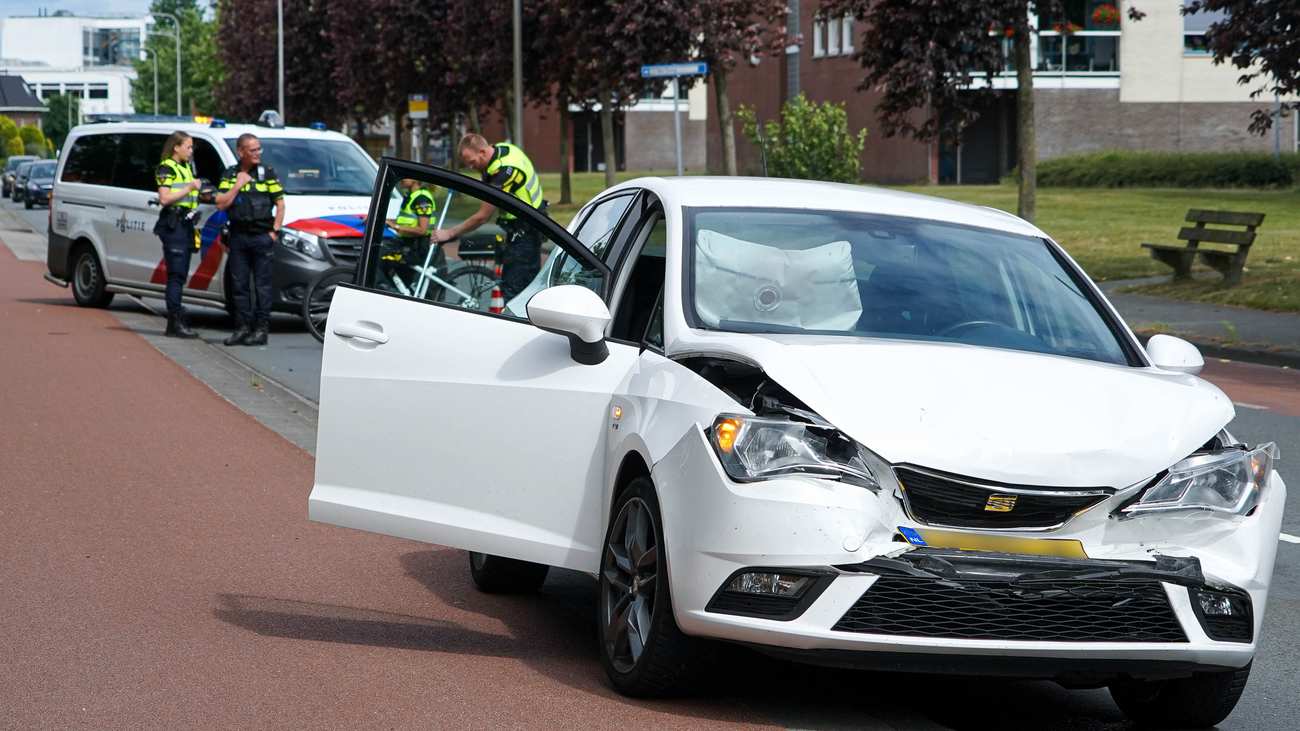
[694,230,861,330]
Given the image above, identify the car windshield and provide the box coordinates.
[224,137,376,195]
[16,163,34,177]
[29,162,56,180]
[687,208,1130,365]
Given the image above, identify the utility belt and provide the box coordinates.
[225,219,275,235]
[154,205,199,235]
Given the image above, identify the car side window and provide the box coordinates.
[610,212,666,342]
[359,162,605,322]
[112,133,169,192]
[60,134,119,185]
[644,288,664,350]
[573,194,633,259]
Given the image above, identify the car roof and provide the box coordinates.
[67,121,355,145]
[608,176,1046,239]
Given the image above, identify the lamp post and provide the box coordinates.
[141,47,158,115]
[151,12,182,116]
[277,0,285,121]
[512,0,522,146]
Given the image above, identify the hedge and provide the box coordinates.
[1037,150,1298,188]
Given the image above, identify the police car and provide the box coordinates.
[43,118,378,317]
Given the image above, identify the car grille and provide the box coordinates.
[833,576,1187,642]
[895,466,1110,530]
[327,236,363,265]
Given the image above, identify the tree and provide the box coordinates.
[559,1,694,187]
[43,94,81,150]
[0,115,17,144]
[690,0,788,176]
[133,0,222,115]
[18,125,48,157]
[820,0,1101,222]
[737,94,867,182]
[1183,1,1300,135]
[218,0,339,126]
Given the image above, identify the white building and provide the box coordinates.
[0,13,151,117]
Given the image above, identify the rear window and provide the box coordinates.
[60,134,119,186]
[29,161,57,179]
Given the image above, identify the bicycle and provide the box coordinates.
[301,254,498,343]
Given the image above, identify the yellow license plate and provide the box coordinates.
[909,528,1089,559]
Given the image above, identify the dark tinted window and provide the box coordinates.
[191,137,225,184]
[60,133,118,185]
[112,133,168,191]
[225,137,375,195]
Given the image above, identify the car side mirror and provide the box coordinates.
[526,285,611,365]
[1146,334,1204,375]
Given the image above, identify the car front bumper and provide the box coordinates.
[652,426,1286,680]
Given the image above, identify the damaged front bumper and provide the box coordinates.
[651,425,1287,681]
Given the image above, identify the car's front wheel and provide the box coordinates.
[1109,663,1251,728]
[598,476,700,697]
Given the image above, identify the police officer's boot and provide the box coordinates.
[245,323,269,346]
[223,325,252,346]
[165,313,199,339]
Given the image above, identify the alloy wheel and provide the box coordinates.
[601,496,659,674]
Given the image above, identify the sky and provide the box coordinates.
[1,2,154,18]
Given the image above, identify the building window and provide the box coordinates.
[38,84,61,100]
[813,15,853,59]
[88,85,109,100]
[1183,1,1227,56]
[83,27,141,67]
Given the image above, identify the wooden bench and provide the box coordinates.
[1141,209,1265,287]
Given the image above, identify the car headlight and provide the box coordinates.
[280,228,324,259]
[1122,443,1278,516]
[708,414,884,489]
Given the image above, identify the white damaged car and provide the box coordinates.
[309,161,1284,728]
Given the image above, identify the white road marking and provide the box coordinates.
[1233,402,1270,411]
[1281,533,1300,545]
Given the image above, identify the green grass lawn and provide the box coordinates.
[894,184,1300,312]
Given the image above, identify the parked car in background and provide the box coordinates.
[44,120,378,316]
[310,164,1284,730]
[3,154,38,197]
[11,161,37,203]
[22,160,57,209]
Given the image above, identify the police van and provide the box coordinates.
[44,119,378,317]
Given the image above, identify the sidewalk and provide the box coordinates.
[1102,278,1300,368]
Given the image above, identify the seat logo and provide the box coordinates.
[984,494,1018,512]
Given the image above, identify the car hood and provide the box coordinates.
[672,332,1233,488]
[280,194,372,224]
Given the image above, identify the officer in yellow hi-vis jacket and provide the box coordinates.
[431,133,544,300]
[380,178,439,294]
[154,131,203,338]
[215,133,284,347]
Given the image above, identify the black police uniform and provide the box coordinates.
[218,164,283,342]
[154,157,200,336]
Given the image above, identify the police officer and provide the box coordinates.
[215,133,284,346]
[380,178,439,295]
[431,134,544,300]
[154,131,203,338]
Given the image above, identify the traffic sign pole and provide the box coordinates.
[672,77,683,176]
[640,62,708,178]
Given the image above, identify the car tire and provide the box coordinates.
[467,551,549,594]
[301,265,354,343]
[25,198,33,209]
[71,244,114,308]
[1109,663,1251,728]
[598,476,701,697]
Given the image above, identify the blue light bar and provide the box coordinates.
[309,121,327,131]
[210,118,227,128]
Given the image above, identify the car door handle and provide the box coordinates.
[332,321,389,344]
[147,198,161,207]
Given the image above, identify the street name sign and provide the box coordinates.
[640,62,708,79]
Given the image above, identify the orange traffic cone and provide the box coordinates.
[489,262,504,314]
